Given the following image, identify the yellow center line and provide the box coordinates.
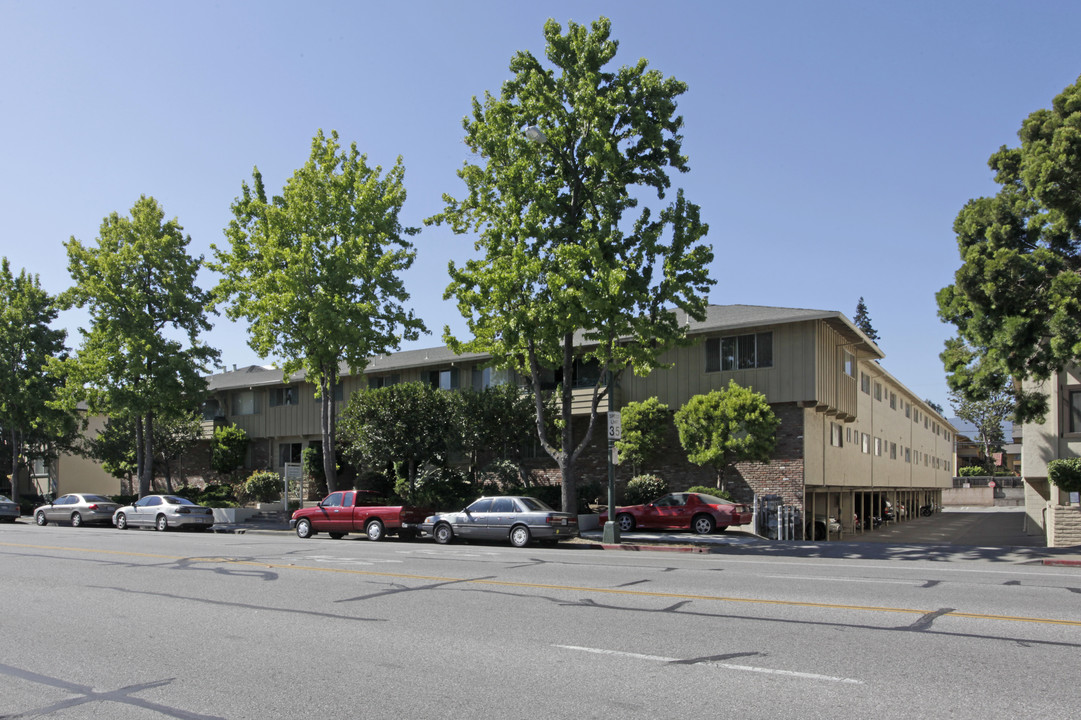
[5,541,1080,627]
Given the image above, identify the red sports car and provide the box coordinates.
[600,492,752,534]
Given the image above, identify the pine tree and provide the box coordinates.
[853,297,880,343]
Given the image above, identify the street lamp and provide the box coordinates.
[522,122,620,543]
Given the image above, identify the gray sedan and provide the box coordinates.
[0,494,19,522]
[113,495,214,531]
[34,494,120,527]
[420,496,578,547]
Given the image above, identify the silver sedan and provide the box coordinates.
[113,495,214,531]
[420,496,578,547]
[34,494,120,527]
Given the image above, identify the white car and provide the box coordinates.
[113,495,214,531]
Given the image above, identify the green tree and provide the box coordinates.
[430,17,714,513]
[338,382,454,494]
[84,416,138,492]
[673,381,780,493]
[55,196,217,497]
[938,74,1081,422]
[152,410,203,493]
[210,423,249,484]
[949,382,1014,474]
[213,130,425,493]
[924,399,945,415]
[853,297,880,344]
[453,382,537,483]
[614,397,670,476]
[85,410,202,494]
[0,258,74,503]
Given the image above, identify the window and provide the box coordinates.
[905,447,911,463]
[1070,390,1081,433]
[572,358,601,388]
[874,382,882,401]
[429,368,460,390]
[269,386,298,407]
[861,433,870,454]
[490,497,515,513]
[278,442,302,466]
[830,423,844,447]
[707,332,773,371]
[233,390,259,415]
[890,442,897,459]
[472,366,492,390]
[905,402,911,419]
[842,350,856,377]
[874,437,882,456]
[369,374,400,389]
[846,427,853,443]
[861,372,871,394]
[890,392,897,410]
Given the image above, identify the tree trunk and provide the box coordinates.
[9,428,20,504]
[139,412,154,498]
[320,371,338,493]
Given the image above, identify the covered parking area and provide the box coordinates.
[803,487,943,541]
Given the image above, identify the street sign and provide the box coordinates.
[607,411,622,440]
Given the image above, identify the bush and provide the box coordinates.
[174,483,239,507]
[241,470,283,504]
[958,466,986,477]
[1048,458,1081,493]
[687,485,732,501]
[395,467,475,511]
[624,475,668,505]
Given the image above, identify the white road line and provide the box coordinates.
[553,645,863,685]
[763,574,917,585]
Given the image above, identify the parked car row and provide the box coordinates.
[28,493,214,532]
[10,489,756,548]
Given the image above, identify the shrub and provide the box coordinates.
[958,466,986,477]
[1048,458,1081,493]
[395,467,474,511]
[173,483,239,508]
[687,485,732,501]
[624,475,668,505]
[241,470,282,504]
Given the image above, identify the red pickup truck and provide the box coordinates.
[290,490,428,541]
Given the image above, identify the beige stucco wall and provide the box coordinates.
[942,487,993,506]
[50,415,121,496]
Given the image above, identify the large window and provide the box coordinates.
[706,332,773,372]
[842,350,855,377]
[1070,390,1081,433]
[861,372,871,394]
[278,442,302,466]
[429,368,460,390]
[369,374,400,389]
[830,422,844,447]
[233,390,259,415]
[269,386,298,407]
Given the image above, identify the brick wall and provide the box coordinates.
[572,403,807,510]
[1048,504,1081,548]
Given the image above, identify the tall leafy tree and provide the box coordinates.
[337,383,453,494]
[0,258,73,502]
[210,423,249,484]
[853,297,880,343]
[56,196,218,498]
[614,397,670,477]
[673,381,779,493]
[213,130,425,493]
[949,383,1014,474]
[453,382,537,484]
[938,75,1081,422]
[430,17,714,513]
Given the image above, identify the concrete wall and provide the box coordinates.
[942,487,993,507]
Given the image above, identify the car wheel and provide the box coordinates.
[35,511,47,526]
[295,518,313,539]
[156,514,169,532]
[329,532,345,540]
[116,513,128,530]
[71,512,83,528]
[509,525,531,548]
[433,522,453,544]
[365,519,385,541]
[616,513,636,532]
[691,514,715,535]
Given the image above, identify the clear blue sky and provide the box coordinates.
[3,0,1080,412]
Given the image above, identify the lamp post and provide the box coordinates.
[523,125,620,543]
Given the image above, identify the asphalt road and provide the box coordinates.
[1,520,1078,719]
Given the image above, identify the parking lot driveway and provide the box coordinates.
[854,507,1045,547]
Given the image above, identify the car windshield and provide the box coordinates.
[164,496,197,505]
[694,493,732,506]
[517,497,554,512]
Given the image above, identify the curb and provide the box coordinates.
[600,543,712,553]
[1041,558,1081,567]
